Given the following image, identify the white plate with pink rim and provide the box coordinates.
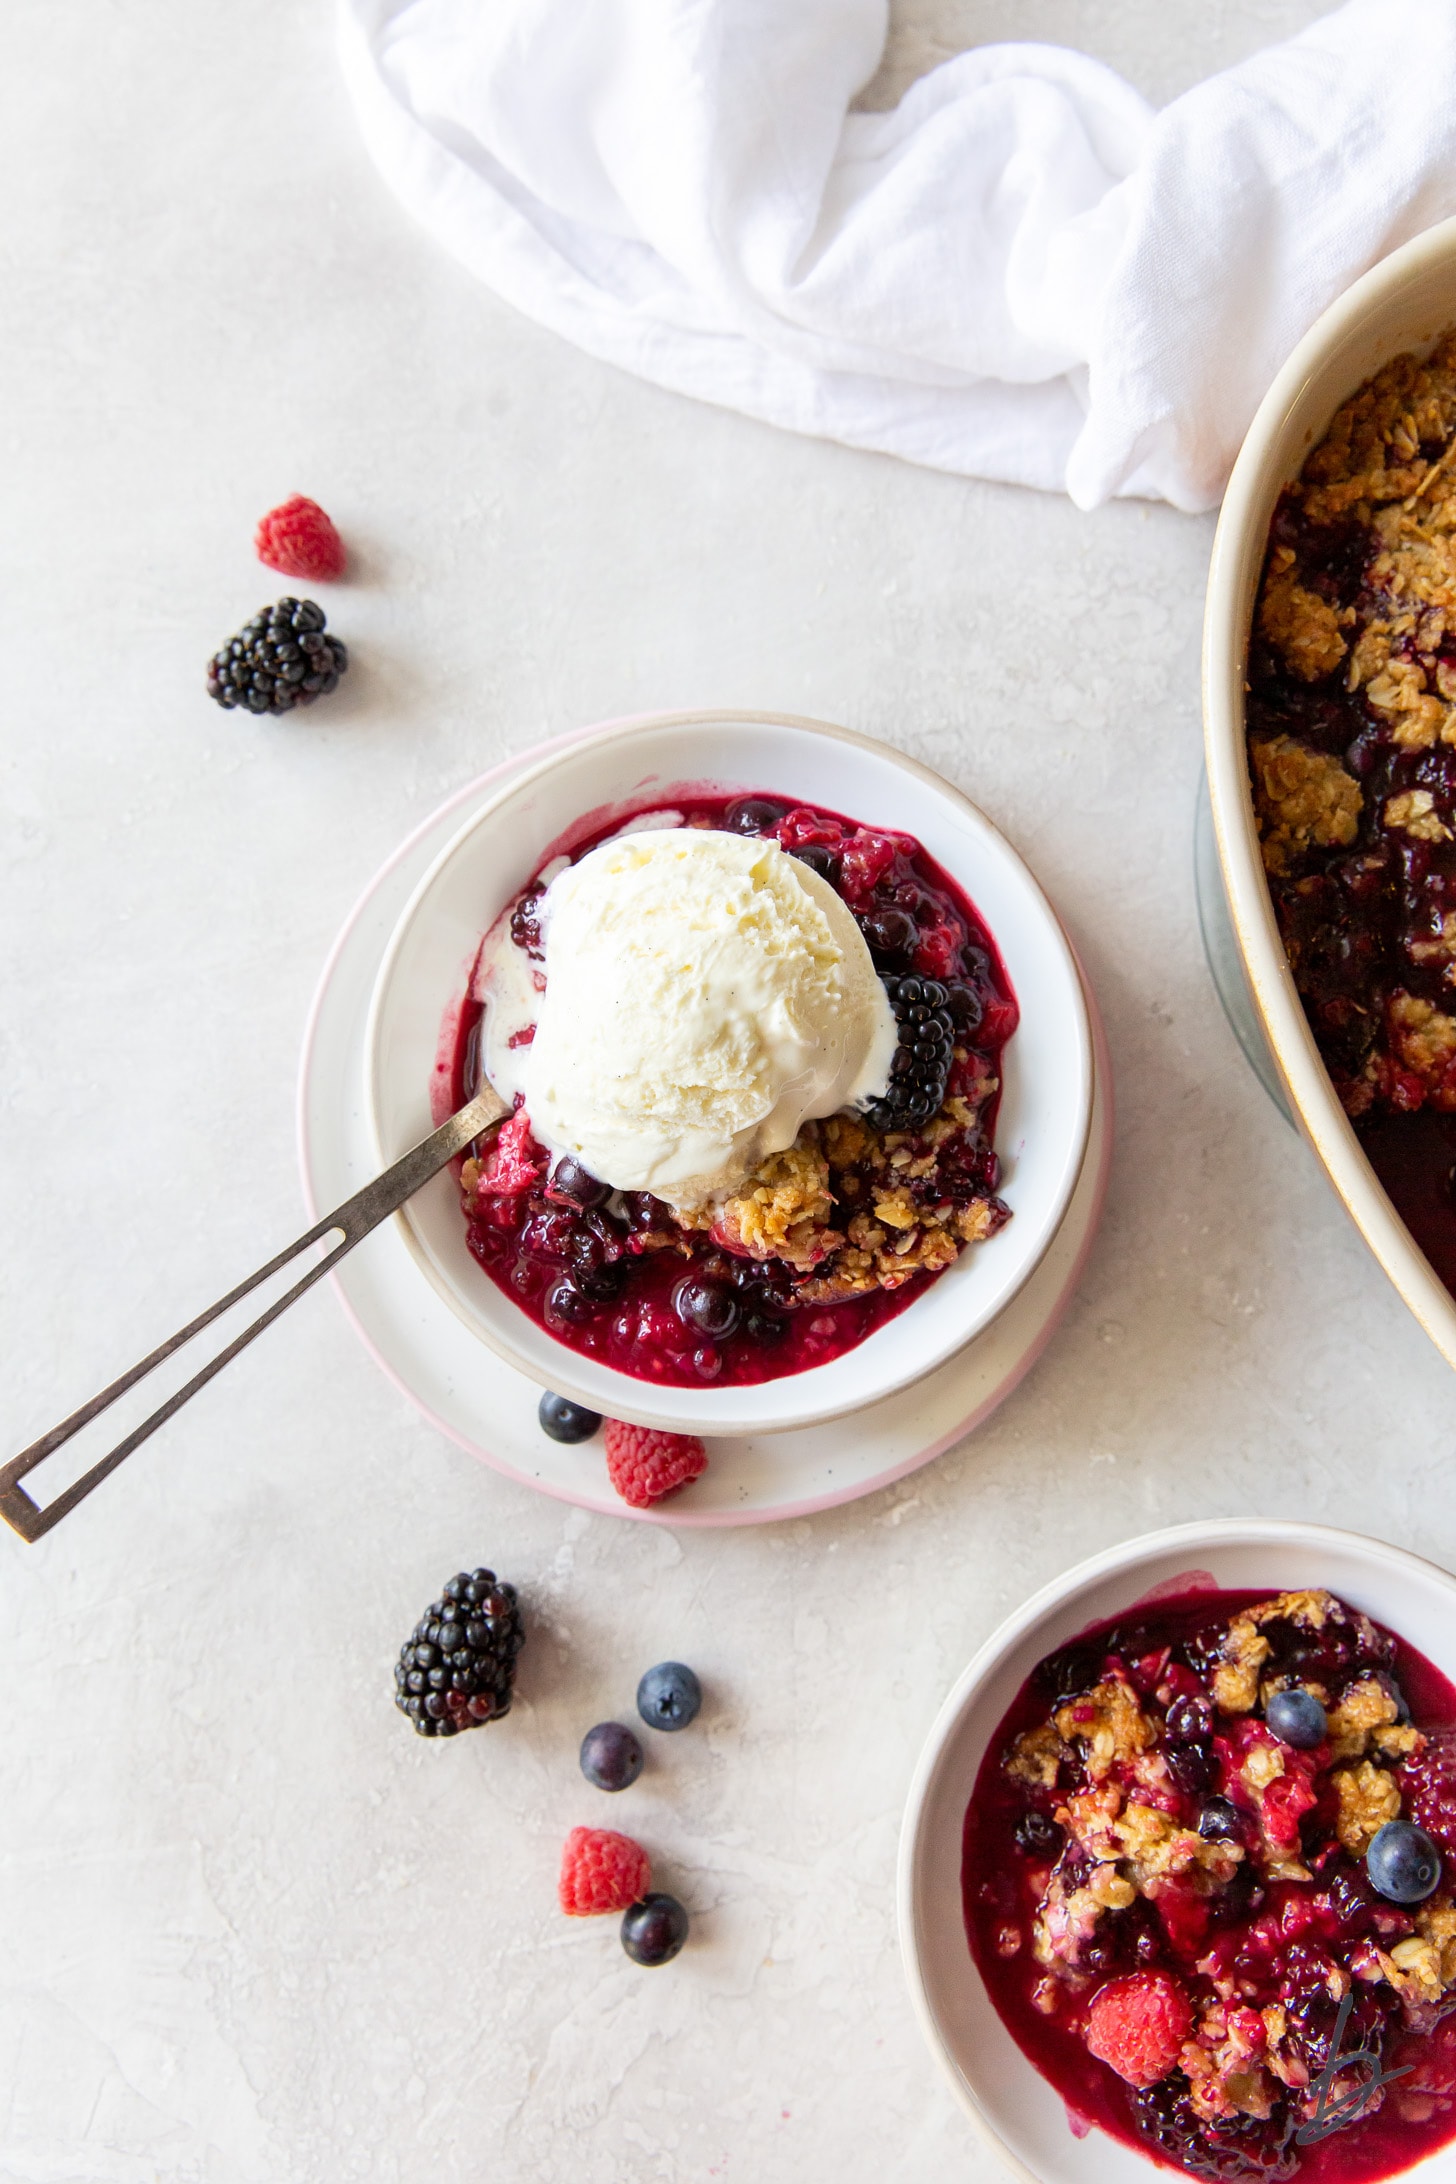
[297,710,1113,1524]
[898,1521,1456,2182]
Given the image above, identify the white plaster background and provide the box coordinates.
[4,3,1442,2181]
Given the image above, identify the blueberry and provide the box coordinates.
[545,1277,595,1326]
[1265,1688,1327,1749]
[791,844,838,881]
[574,1259,627,1303]
[1166,1742,1215,1795]
[538,1392,602,1443]
[861,908,916,958]
[1014,1810,1063,1857]
[1165,1694,1214,1742]
[1197,1796,1243,1842]
[547,1157,610,1209]
[723,796,788,834]
[673,1276,738,1340]
[621,1891,689,1966]
[637,1661,701,1731]
[743,1310,787,1345]
[579,1721,644,1792]
[1367,1820,1443,1904]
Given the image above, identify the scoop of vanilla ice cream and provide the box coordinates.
[519,827,897,1206]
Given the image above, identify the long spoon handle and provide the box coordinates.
[0,1086,509,1543]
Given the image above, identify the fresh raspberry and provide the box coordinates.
[603,1420,707,1509]
[558,1825,650,1916]
[255,494,346,582]
[1084,1972,1193,2088]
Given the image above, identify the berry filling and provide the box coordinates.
[1247,331,1456,1297]
[442,791,1019,1387]
[964,1586,1456,2182]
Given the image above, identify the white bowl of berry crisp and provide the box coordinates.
[363,711,1094,1436]
[900,1520,1456,2184]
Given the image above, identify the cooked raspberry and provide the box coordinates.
[913,916,966,979]
[558,1825,650,1916]
[1401,1728,1456,1858]
[255,494,346,582]
[480,1110,547,1197]
[603,1420,707,1509]
[1084,1972,1193,2088]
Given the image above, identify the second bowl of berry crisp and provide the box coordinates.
[900,1520,1456,2184]
[364,711,1095,1435]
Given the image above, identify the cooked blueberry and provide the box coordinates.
[1265,1687,1327,1749]
[673,1275,738,1339]
[791,844,838,881]
[1197,1796,1243,1842]
[621,1891,689,1966]
[1014,1810,1063,1857]
[579,1721,644,1792]
[574,1259,627,1302]
[1166,1742,1215,1795]
[1165,1694,1214,1743]
[545,1278,595,1325]
[861,908,916,957]
[1367,1820,1442,1904]
[724,796,788,834]
[547,1157,611,1208]
[538,1392,602,1443]
[743,1309,788,1344]
[637,1661,701,1731]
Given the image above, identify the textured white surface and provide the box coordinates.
[7,3,1450,2182]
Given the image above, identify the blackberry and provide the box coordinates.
[393,1567,524,1737]
[206,597,348,714]
[511,886,545,957]
[862,975,956,1131]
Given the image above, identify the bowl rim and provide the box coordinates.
[896,1517,1456,2182]
[1203,213,1456,1373]
[361,707,1095,1433]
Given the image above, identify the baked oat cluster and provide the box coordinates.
[1248,330,1456,1121]
[672,1088,1007,1298]
[976,1588,1456,2180]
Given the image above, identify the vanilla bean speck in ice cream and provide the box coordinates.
[512,827,898,1208]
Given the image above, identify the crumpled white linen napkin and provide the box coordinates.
[338,0,1456,511]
